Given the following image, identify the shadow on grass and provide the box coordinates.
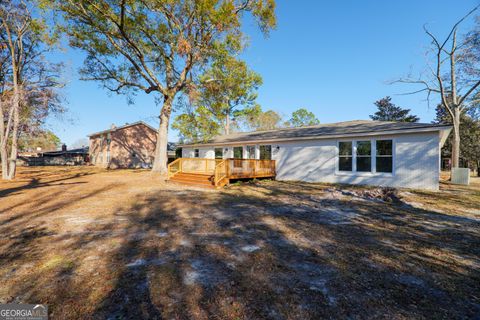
[0,171,93,199]
[3,181,480,319]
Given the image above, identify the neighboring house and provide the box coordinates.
[88,121,175,168]
[178,120,452,190]
[18,145,89,166]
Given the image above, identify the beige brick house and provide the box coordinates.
[88,121,160,168]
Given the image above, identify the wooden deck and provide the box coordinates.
[167,158,276,188]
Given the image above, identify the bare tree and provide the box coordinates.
[0,1,31,179]
[0,0,64,179]
[395,6,480,168]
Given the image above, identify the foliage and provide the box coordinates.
[172,104,221,143]
[0,0,64,179]
[44,0,277,172]
[370,97,419,122]
[195,55,263,134]
[434,104,480,173]
[236,105,282,131]
[19,129,61,152]
[286,108,320,127]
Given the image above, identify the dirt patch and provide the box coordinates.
[0,167,479,319]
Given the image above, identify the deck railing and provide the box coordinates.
[167,158,181,178]
[168,158,276,186]
[214,160,227,186]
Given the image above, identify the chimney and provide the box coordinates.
[62,144,67,151]
[111,123,116,130]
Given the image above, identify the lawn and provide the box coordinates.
[0,167,479,319]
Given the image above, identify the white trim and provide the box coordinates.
[335,138,395,177]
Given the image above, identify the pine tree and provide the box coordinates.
[370,97,419,122]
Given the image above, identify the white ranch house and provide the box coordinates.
[176,120,452,190]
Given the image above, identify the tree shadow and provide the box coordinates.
[2,180,479,319]
[0,171,93,198]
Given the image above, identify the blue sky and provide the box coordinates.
[47,0,479,147]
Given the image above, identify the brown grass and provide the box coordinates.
[0,166,479,319]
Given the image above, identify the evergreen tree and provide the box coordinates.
[370,97,419,122]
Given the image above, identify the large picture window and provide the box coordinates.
[338,141,353,171]
[259,145,272,160]
[356,141,371,172]
[233,146,243,159]
[214,148,223,159]
[338,139,393,174]
[376,140,393,173]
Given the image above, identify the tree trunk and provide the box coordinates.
[225,113,230,135]
[7,88,20,180]
[0,102,8,180]
[0,148,8,180]
[477,160,480,177]
[451,107,461,168]
[152,95,173,175]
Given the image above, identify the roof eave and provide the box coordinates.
[87,121,158,138]
[178,125,454,148]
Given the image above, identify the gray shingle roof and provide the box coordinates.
[87,121,157,137]
[180,120,451,146]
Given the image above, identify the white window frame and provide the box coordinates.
[335,138,395,176]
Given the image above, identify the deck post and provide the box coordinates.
[226,159,230,178]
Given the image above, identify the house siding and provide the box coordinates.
[89,124,157,168]
[182,131,440,190]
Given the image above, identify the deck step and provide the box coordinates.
[169,172,215,188]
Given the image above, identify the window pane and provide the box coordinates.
[246,145,256,159]
[357,157,371,172]
[175,148,182,158]
[339,156,352,171]
[339,141,352,156]
[259,145,271,160]
[376,140,392,156]
[194,149,199,158]
[233,147,243,159]
[356,141,371,156]
[376,156,393,173]
[214,148,223,159]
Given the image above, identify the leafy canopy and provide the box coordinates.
[286,108,320,127]
[198,55,262,121]
[42,0,276,100]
